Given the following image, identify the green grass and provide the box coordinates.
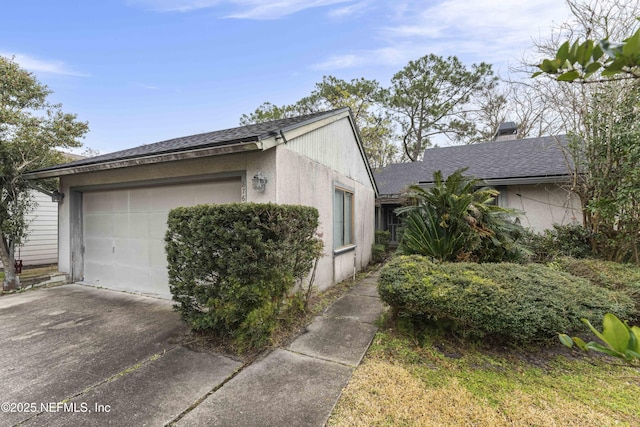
[329,323,640,426]
[0,265,58,281]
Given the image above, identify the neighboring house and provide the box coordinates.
[0,190,59,268]
[375,134,582,244]
[25,108,377,298]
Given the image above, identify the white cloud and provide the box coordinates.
[130,0,355,19]
[311,54,361,70]
[327,1,369,19]
[127,0,222,12]
[313,0,572,72]
[1,52,87,76]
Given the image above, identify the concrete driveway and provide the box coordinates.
[0,284,242,427]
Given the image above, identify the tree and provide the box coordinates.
[566,83,640,262]
[240,76,398,168]
[0,56,88,290]
[386,54,497,161]
[527,1,640,262]
[533,27,640,81]
[532,1,640,82]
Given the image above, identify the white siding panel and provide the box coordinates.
[10,191,59,267]
[284,118,372,187]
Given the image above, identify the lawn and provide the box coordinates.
[0,265,58,281]
[329,323,640,426]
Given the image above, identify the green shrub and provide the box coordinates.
[396,169,526,263]
[378,255,635,344]
[554,257,640,317]
[523,223,594,262]
[371,244,386,263]
[375,230,391,248]
[165,203,322,351]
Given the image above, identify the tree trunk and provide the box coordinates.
[0,236,18,291]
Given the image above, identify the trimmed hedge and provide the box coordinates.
[554,257,640,317]
[165,203,322,350]
[378,255,635,343]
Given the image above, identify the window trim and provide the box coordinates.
[333,183,356,253]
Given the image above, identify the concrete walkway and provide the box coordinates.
[176,269,385,427]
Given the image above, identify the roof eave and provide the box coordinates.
[24,141,262,180]
[417,174,572,187]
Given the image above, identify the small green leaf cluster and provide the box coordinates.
[560,313,640,365]
[165,203,323,351]
[534,23,640,81]
[378,255,635,344]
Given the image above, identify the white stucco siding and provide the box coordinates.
[275,143,375,290]
[501,184,582,232]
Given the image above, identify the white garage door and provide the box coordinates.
[82,179,242,297]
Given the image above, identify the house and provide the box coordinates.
[24,108,377,298]
[375,134,582,244]
[0,190,58,271]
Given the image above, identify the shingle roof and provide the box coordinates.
[33,109,343,173]
[375,135,571,195]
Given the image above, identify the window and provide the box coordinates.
[334,186,354,250]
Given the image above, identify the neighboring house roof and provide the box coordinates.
[375,135,572,196]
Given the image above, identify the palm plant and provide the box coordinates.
[396,168,523,262]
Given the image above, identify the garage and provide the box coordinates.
[82,178,242,297]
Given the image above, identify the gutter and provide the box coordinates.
[417,174,571,188]
[23,141,262,180]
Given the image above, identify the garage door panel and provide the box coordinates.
[128,213,151,239]
[84,191,116,213]
[82,178,242,297]
[84,213,115,238]
[149,212,169,239]
[113,213,130,238]
[84,236,113,260]
[150,186,192,211]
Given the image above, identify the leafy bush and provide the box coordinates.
[375,230,391,248]
[554,257,640,317]
[522,223,594,262]
[371,244,386,263]
[396,169,526,262]
[378,255,635,344]
[165,203,323,351]
[560,313,640,365]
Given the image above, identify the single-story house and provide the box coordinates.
[375,133,582,244]
[24,108,377,298]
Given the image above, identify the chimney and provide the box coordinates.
[494,122,517,141]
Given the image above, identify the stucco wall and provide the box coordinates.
[275,119,376,290]
[501,183,582,232]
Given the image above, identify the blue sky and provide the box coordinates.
[2,0,571,154]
